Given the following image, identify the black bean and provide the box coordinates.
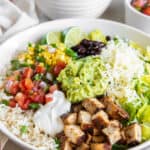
[78,48,86,54]
[80,39,89,46]
[71,39,106,58]
[93,41,100,47]
[106,35,111,41]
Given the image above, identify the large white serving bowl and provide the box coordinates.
[0,19,150,150]
[125,0,150,34]
[36,0,112,19]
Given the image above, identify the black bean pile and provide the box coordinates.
[71,39,106,58]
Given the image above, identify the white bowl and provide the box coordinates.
[125,0,150,34]
[0,19,150,150]
[36,0,112,19]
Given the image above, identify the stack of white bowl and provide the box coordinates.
[36,0,112,19]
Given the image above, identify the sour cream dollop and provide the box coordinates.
[33,90,71,136]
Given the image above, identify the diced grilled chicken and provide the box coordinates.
[119,130,127,144]
[90,143,111,150]
[92,135,106,143]
[86,134,92,145]
[82,98,105,114]
[124,123,141,145]
[62,113,77,124]
[102,97,129,121]
[101,97,112,106]
[78,110,92,124]
[102,120,122,145]
[81,123,93,134]
[76,143,90,150]
[61,140,72,150]
[64,125,86,145]
[92,110,110,129]
[56,132,67,144]
[107,120,121,128]
[71,103,83,113]
[93,128,100,136]
[78,110,93,133]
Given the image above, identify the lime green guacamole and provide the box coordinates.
[57,56,108,103]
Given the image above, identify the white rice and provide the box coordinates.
[0,102,57,150]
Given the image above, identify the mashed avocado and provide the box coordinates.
[57,56,108,103]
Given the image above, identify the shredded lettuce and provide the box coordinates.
[129,41,150,63]
[135,75,150,104]
[136,105,150,140]
[122,101,140,123]
[141,124,150,141]
[137,105,150,123]
[129,41,145,55]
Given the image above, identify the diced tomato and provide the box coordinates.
[5,80,19,95]
[20,78,34,91]
[21,99,30,110]
[53,61,66,76]
[49,84,58,93]
[142,6,150,15]
[15,92,26,102]
[24,78,34,90]
[15,92,30,110]
[38,91,45,104]
[9,99,17,108]
[131,0,146,8]
[19,80,26,92]
[22,67,33,78]
[35,65,46,74]
[45,93,53,103]
[15,92,26,107]
[32,94,42,103]
[32,81,40,92]
[29,91,45,104]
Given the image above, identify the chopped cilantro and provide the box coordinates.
[1,100,9,106]
[29,103,40,110]
[54,138,60,150]
[28,42,32,47]
[20,125,28,134]
[39,36,47,45]
[11,59,32,70]
[51,43,57,48]
[33,74,43,81]
[35,56,45,63]
[11,59,21,70]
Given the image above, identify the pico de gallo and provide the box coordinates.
[2,43,70,110]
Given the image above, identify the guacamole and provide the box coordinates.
[57,56,108,103]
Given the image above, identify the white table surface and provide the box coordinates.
[4,0,125,149]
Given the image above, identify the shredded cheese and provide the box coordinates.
[101,38,144,101]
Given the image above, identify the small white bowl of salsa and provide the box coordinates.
[125,0,150,34]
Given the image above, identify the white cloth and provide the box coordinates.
[0,0,39,42]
